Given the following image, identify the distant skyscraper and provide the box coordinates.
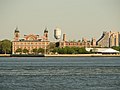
[97,31,120,47]
[119,34,120,45]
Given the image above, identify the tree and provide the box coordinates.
[1,39,12,54]
[51,47,58,54]
[51,46,89,54]
[67,47,75,54]
[15,48,22,54]
[63,47,67,54]
[57,48,64,54]
[0,41,2,53]
[112,46,120,51]
[23,48,29,54]
[79,47,89,54]
[32,48,38,54]
[38,48,44,54]
[46,42,56,54]
[47,42,56,50]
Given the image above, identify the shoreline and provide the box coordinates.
[44,54,120,57]
[0,54,120,57]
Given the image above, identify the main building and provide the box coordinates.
[12,27,50,54]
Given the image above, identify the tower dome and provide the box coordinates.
[15,27,19,33]
[44,28,48,33]
[14,27,20,41]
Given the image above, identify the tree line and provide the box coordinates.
[15,48,44,54]
[51,46,90,54]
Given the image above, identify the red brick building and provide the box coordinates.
[12,27,50,54]
[59,34,96,48]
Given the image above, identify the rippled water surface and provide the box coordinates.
[0,57,120,90]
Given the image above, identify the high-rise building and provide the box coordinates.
[97,31,120,47]
[119,34,120,45]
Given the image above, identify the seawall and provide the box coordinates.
[0,54,11,57]
[0,54,120,57]
[45,54,120,57]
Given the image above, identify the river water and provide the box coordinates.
[0,57,120,90]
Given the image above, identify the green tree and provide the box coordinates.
[112,46,120,51]
[0,41,2,53]
[51,47,58,54]
[46,42,56,53]
[47,42,56,50]
[15,48,22,54]
[38,48,44,54]
[32,48,38,54]
[51,46,89,54]
[79,47,89,54]
[23,48,29,54]
[63,47,67,54]
[71,47,79,54]
[67,47,75,54]
[1,39,12,54]
[57,48,64,54]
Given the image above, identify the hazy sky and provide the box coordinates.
[0,0,120,41]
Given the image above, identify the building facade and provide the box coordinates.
[12,27,50,54]
[97,31,120,47]
[59,34,96,48]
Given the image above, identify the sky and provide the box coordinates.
[0,0,120,41]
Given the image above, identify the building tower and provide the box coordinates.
[82,38,87,47]
[14,27,20,41]
[109,32,119,47]
[44,28,48,41]
[63,34,66,41]
[91,38,96,47]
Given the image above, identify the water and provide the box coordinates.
[0,57,120,90]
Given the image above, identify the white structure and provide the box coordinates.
[101,48,119,54]
[54,28,62,39]
[86,48,119,54]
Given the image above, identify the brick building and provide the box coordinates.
[12,27,50,54]
[59,34,96,48]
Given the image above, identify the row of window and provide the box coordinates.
[65,43,90,46]
[14,46,45,50]
[13,42,49,45]
[14,45,47,47]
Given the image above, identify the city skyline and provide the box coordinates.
[0,0,120,41]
